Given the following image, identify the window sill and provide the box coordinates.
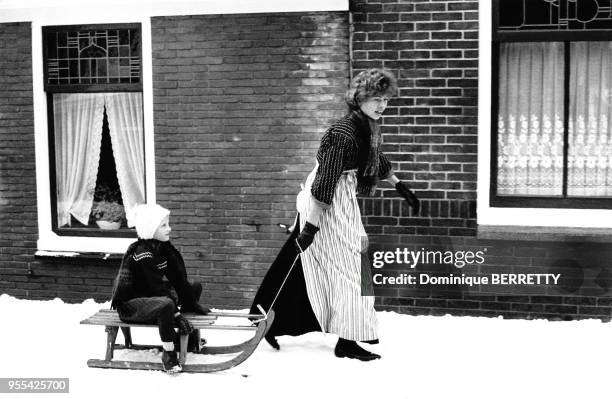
[34,250,123,261]
[477,225,612,243]
[54,227,137,238]
[37,235,136,254]
[490,196,612,209]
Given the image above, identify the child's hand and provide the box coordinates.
[175,313,194,335]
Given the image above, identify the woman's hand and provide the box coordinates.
[294,221,320,253]
[395,181,420,214]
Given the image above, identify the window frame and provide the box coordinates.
[490,0,612,209]
[43,23,145,237]
[31,17,157,253]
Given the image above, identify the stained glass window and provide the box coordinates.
[43,25,141,90]
[498,0,612,31]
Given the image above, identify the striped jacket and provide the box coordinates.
[311,111,393,206]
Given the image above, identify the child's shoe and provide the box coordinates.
[161,350,182,373]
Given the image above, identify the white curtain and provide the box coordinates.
[568,42,612,196]
[104,92,145,227]
[54,93,105,226]
[497,42,565,196]
[54,92,145,228]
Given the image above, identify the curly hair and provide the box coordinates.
[345,68,398,110]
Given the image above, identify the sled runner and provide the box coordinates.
[80,308,274,373]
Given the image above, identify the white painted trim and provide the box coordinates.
[32,17,157,253]
[32,20,51,246]
[476,1,612,229]
[476,0,492,227]
[141,17,157,207]
[0,0,349,23]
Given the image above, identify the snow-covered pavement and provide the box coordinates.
[0,294,610,399]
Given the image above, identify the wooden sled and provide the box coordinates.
[80,308,275,373]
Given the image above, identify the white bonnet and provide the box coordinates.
[132,203,170,239]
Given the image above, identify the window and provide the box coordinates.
[492,0,612,209]
[43,24,145,236]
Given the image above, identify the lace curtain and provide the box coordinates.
[54,93,105,226]
[498,41,612,197]
[497,42,565,196]
[54,92,145,227]
[104,93,145,227]
[568,42,612,196]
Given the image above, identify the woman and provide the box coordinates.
[251,69,419,361]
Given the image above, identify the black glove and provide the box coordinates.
[181,302,210,315]
[294,221,320,253]
[175,313,194,335]
[395,181,420,214]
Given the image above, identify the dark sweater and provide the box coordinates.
[311,111,393,206]
[111,239,196,311]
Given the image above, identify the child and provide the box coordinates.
[110,203,209,373]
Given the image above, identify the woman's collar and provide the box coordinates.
[349,109,373,138]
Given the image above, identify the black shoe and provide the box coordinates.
[161,350,182,373]
[265,334,280,350]
[187,338,207,353]
[187,330,207,353]
[334,339,381,361]
[174,331,207,353]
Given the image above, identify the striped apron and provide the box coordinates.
[296,163,378,341]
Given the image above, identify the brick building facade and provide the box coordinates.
[151,12,349,306]
[1,0,611,321]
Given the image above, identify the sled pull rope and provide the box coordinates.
[264,252,301,315]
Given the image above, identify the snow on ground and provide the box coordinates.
[0,293,610,399]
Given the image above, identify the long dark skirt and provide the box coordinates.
[249,214,321,338]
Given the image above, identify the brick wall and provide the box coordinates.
[0,22,38,299]
[352,0,478,238]
[151,12,349,307]
[0,22,118,303]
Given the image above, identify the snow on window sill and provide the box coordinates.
[37,235,135,255]
[34,250,123,261]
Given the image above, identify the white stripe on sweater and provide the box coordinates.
[133,252,153,261]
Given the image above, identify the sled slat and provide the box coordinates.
[80,309,216,329]
[98,308,217,320]
[80,309,261,330]
[208,312,266,319]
